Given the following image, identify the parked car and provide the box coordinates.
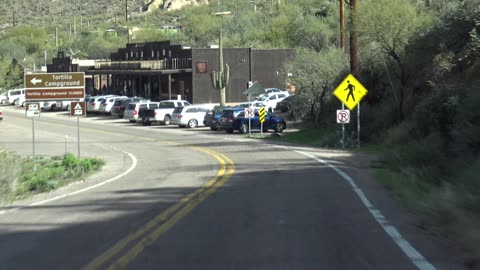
[0,109,3,120]
[111,98,133,118]
[256,87,289,101]
[138,99,191,126]
[85,96,97,113]
[7,89,25,105]
[218,107,286,134]
[237,101,264,109]
[99,96,127,115]
[259,92,289,112]
[15,94,26,107]
[41,101,57,111]
[204,105,233,131]
[55,100,72,111]
[171,104,215,128]
[275,94,296,113]
[0,93,7,105]
[124,101,160,123]
[87,95,116,114]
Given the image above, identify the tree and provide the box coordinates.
[4,58,24,89]
[357,0,435,121]
[280,47,349,125]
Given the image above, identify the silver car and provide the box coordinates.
[124,101,157,123]
[171,104,215,128]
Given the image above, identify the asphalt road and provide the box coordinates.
[0,105,468,270]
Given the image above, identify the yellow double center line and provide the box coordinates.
[81,147,235,270]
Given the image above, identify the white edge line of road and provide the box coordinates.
[272,144,437,270]
[0,147,138,215]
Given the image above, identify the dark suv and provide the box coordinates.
[218,108,286,134]
[204,106,233,131]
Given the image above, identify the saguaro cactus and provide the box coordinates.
[211,29,230,107]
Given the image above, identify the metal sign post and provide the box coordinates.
[32,117,36,171]
[357,102,360,148]
[77,115,81,158]
[342,103,345,148]
[248,94,252,138]
[71,102,86,158]
[26,103,40,171]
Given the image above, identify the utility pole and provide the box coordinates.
[340,0,345,50]
[11,0,16,27]
[125,0,130,44]
[349,0,360,148]
[349,0,359,75]
[125,0,128,23]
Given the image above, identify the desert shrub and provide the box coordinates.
[382,133,449,185]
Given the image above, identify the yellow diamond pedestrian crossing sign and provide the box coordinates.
[333,74,368,110]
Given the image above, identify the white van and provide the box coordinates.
[7,89,25,105]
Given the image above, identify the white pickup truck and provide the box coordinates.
[139,99,190,126]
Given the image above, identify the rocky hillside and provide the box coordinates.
[0,0,208,31]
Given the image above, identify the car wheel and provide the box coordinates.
[274,122,285,133]
[129,120,136,123]
[66,105,70,111]
[21,101,25,107]
[179,125,186,128]
[164,115,171,125]
[188,119,198,128]
[210,126,217,131]
[239,123,248,134]
[142,120,151,126]
[226,129,234,134]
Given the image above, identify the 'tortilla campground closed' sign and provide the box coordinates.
[25,72,85,101]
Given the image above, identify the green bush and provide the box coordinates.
[382,133,449,185]
[0,151,105,199]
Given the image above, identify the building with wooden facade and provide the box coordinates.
[49,41,295,104]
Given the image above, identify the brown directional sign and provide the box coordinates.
[70,101,86,117]
[25,72,85,101]
[25,72,85,88]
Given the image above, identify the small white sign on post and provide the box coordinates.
[245,107,254,118]
[337,109,350,124]
[26,103,40,118]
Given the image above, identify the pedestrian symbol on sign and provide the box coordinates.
[345,81,355,102]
